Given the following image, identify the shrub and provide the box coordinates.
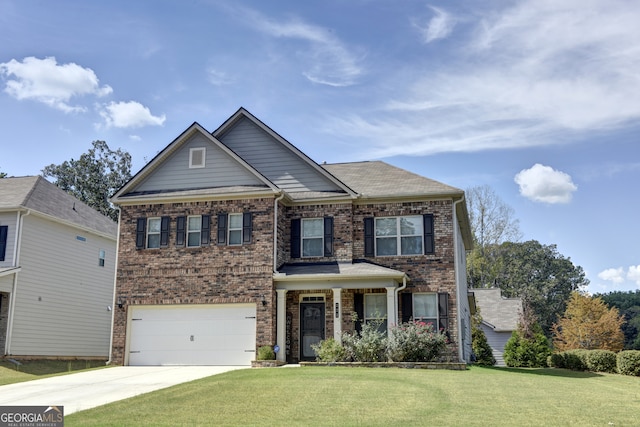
[256,345,275,361]
[617,350,640,376]
[342,318,388,362]
[471,324,495,366]
[547,353,564,368]
[388,321,448,362]
[561,349,589,371]
[311,338,348,363]
[586,350,617,373]
[503,330,551,368]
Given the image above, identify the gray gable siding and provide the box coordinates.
[219,117,343,193]
[136,133,267,193]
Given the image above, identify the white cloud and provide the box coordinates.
[207,68,234,86]
[0,56,112,113]
[325,0,640,157]
[627,265,640,286]
[413,6,455,43]
[243,10,363,87]
[598,267,625,284]
[99,101,165,129]
[514,164,577,204]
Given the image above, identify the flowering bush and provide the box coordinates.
[387,321,448,362]
[311,338,348,362]
[342,318,388,362]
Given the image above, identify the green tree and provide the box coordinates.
[597,290,640,350]
[42,141,131,221]
[503,304,551,368]
[0,169,6,178]
[552,292,625,352]
[471,310,495,366]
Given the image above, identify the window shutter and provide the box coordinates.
[354,293,364,334]
[323,217,333,257]
[217,213,227,245]
[176,216,186,247]
[160,216,170,247]
[290,218,301,258]
[423,214,435,254]
[401,293,413,323]
[0,225,7,261]
[242,212,253,244]
[438,292,449,331]
[135,218,146,249]
[364,217,374,257]
[201,214,211,246]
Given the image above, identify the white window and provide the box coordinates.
[413,293,438,329]
[375,216,423,256]
[98,249,106,267]
[189,147,206,168]
[364,293,387,333]
[228,213,243,245]
[302,218,323,257]
[187,215,202,247]
[147,218,161,249]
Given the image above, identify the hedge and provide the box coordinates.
[617,350,640,376]
[548,349,640,376]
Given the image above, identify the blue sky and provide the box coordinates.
[1,0,638,294]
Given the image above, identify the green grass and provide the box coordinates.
[66,366,639,426]
[0,359,107,385]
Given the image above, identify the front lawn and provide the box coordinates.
[67,366,639,426]
[0,359,107,385]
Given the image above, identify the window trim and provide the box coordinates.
[412,293,438,328]
[189,147,206,168]
[228,213,243,246]
[146,217,161,249]
[365,214,434,257]
[302,218,324,258]
[364,293,388,333]
[98,249,106,267]
[187,215,202,247]
[375,215,424,256]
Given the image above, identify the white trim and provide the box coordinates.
[299,294,326,302]
[276,289,287,362]
[332,288,342,343]
[189,147,206,168]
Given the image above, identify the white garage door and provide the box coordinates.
[128,304,256,366]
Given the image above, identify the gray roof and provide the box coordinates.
[472,288,522,332]
[323,161,464,199]
[277,261,405,280]
[0,176,117,238]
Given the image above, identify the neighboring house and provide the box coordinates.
[0,176,117,358]
[109,108,474,366]
[473,288,522,366]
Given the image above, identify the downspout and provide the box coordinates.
[452,196,465,363]
[273,192,285,273]
[106,207,121,365]
[394,275,407,326]
[6,209,31,355]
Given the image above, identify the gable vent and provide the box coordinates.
[189,147,206,168]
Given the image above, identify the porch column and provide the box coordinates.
[276,289,288,362]
[332,288,342,343]
[386,286,397,331]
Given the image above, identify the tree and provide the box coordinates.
[0,169,6,178]
[552,292,625,352]
[466,185,522,287]
[597,290,640,350]
[503,304,551,367]
[42,141,131,221]
[471,310,495,366]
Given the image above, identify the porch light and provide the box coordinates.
[117,296,126,309]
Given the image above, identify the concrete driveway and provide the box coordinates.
[0,366,246,415]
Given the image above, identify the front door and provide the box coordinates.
[300,303,325,361]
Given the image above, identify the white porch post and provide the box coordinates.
[332,288,342,343]
[276,289,288,362]
[386,286,397,331]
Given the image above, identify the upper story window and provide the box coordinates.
[290,217,333,259]
[147,217,161,249]
[217,213,252,246]
[364,214,434,257]
[98,249,106,267]
[0,225,8,261]
[189,147,206,168]
[187,216,202,247]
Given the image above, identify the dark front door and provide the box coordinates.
[300,303,325,361]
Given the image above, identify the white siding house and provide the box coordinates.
[0,176,117,358]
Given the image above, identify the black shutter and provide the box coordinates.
[364,217,374,257]
[201,215,211,246]
[401,293,413,323]
[160,216,170,247]
[217,213,227,245]
[424,214,434,254]
[242,212,252,244]
[0,225,7,261]
[438,292,449,331]
[354,293,364,334]
[176,216,186,247]
[290,218,301,258]
[135,218,146,249]
[323,217,333,257]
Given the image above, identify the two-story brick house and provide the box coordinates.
[109,108,474,366]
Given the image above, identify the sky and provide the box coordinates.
[1,0,639,295]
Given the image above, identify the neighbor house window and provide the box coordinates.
[217,212,252,245]
[0,225,7,261]
[147,218,161,249]
[364,293,387,333]
[98,249,106,267]
[290,217,333,258]
[189,147,206,168]
[364,214,434,257]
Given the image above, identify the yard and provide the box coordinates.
[65,366,639,426]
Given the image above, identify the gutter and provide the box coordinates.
[453,196,466,363]
[394,275,407,326]
[6,209,31,355]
